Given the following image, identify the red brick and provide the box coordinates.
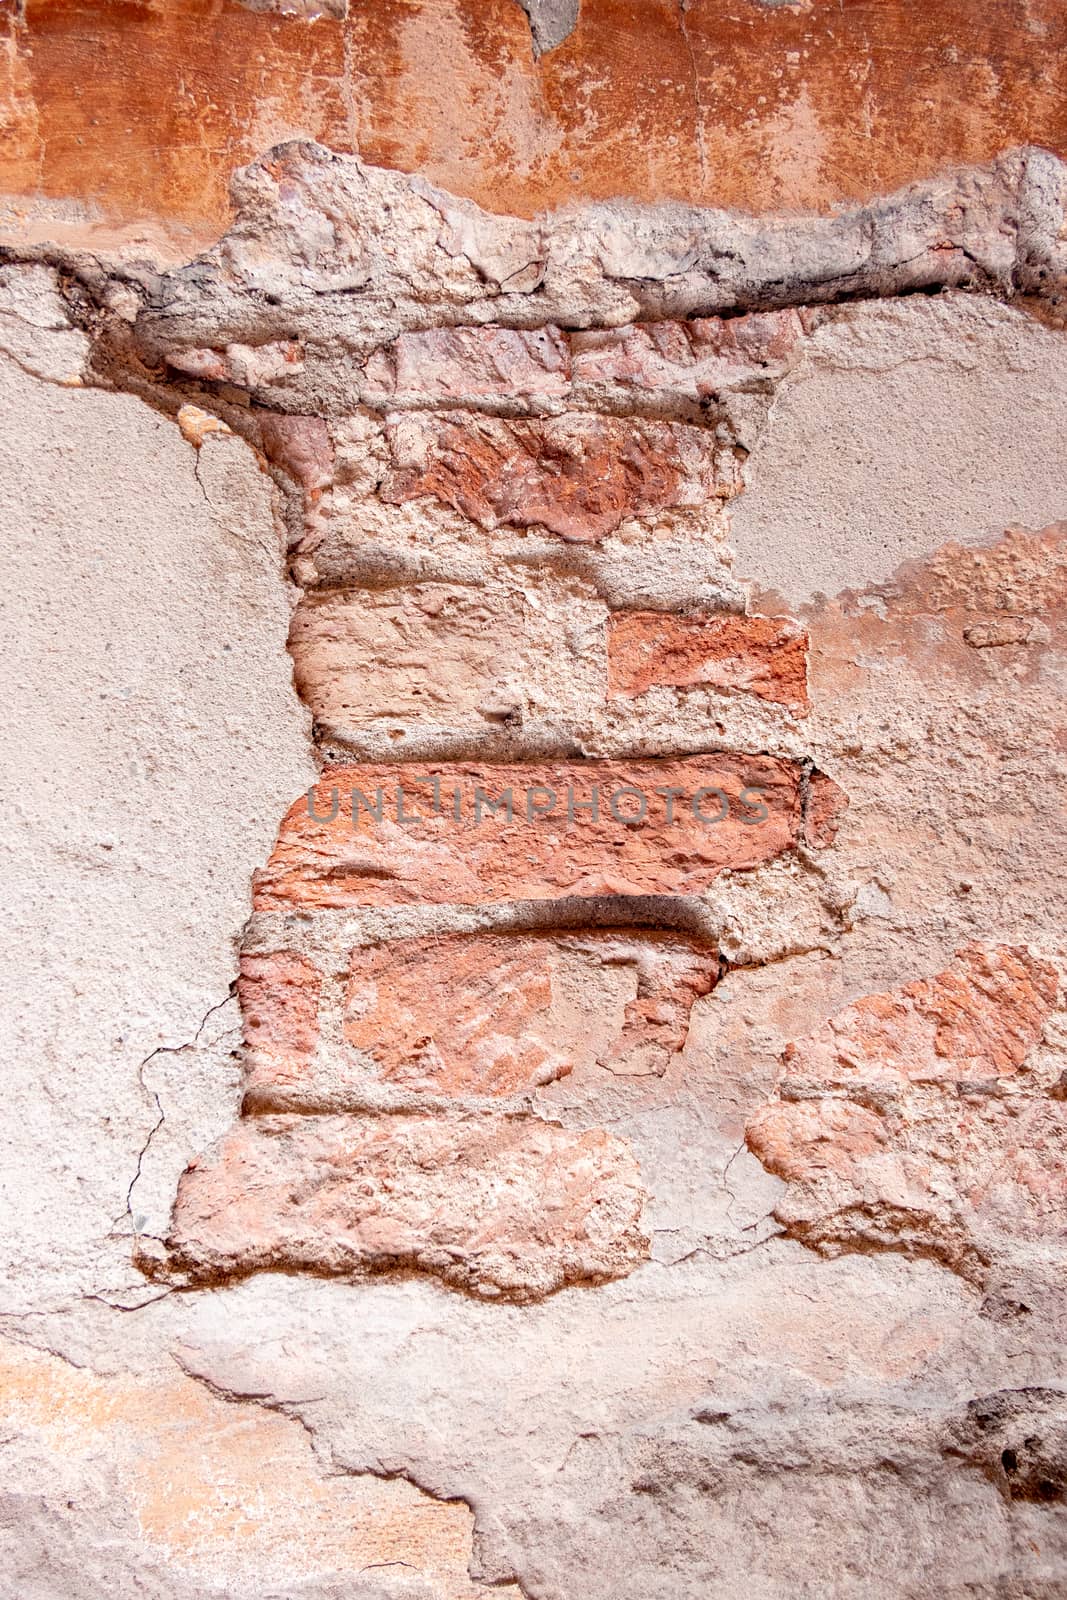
[608,611,808,708]
[746,944,1063,1279]
[165,1113,649,1300]
[343,934,564,1098]
[571,311,806,397]
[239,952,323,1096]
[779,943,1058,1087]
[252,756,843,910]
[239,931,715,1104]
[380,413,737,542]
[258,413,333,492]
[802,770,848,849]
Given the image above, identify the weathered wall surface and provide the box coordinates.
[1,5,1066,1596]
[2,0,1067,246]
[0,290,313,1313]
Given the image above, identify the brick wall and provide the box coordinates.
[153,316,848,1300]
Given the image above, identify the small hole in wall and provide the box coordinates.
[1001,1448,1018,1473]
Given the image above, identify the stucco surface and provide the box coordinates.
[730,296,1067,603]
[0,133,1065,1599]
[0,332,313,1313]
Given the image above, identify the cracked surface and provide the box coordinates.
[1,139,1067,1598]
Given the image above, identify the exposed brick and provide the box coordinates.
[748,1096,889,1187]
[570,311,807,398]
[239,930,716,1106]
[608,611,808,708]
[780,943,1058,1087]
[380,413,738,542]
[239,952,323,1095]
[167,346,230,381]
[252,755,843,910]
[802,770,848,849]
[165,1113,649,1300]
[289,584,546,733]
[258,413,333,492]
[365,326,571,400]
[748,1091,1067,1281]
[746,944,1063,1279]
[344,934,567,1099]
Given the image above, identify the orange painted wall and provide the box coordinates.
[1,0,1065,241]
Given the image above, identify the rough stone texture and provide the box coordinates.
[2,74,1067,1600]
[513,0,579,58]
[570,311,809,401]
[0,260,87,381]
[361,312,806,411]
[161,1114,649,1300]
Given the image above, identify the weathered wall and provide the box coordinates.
[0,283,312,1312]
[1,6,1066,1597]
[2,0,1067,247]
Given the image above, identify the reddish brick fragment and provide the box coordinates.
[287,583,536,733]
[343,934,565,1098]
[781,943,1058,1088]
[262,930,715,1103]
[258,413,333,492]
[252,755,844,910]
[746,944,1063,1280]
[239,952,323,1095]
[381,413,737,541]
[608,611,808,709]
[365,326,571,400]
[571,311,806,398]
[164,1113,649,1300]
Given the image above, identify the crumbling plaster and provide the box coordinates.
[0,141,1065,1597]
